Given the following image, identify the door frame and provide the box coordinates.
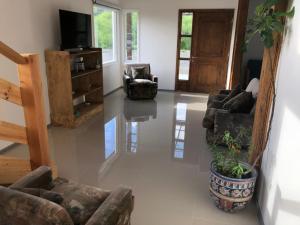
[175,9,235,92]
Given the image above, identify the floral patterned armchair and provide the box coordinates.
[0,166,134,225]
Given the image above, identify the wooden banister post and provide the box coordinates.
[18,54,51,169]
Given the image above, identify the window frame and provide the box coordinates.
[93,5,119,65]
[123,9,140,64]
[175,10,195,91]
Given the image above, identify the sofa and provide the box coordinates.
[203,79,259,147]
[123,64,158,100]
[0,166,134,225]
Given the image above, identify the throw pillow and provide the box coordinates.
[221,84,242,104]
[203,108,217,129]
[250,101,257,116]
[223,91,254,113]
[12,188,64,204]
[246,78,260,98]
[52,180,110,225]
[131,67,146,79]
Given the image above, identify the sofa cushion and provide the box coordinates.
[202,108,229,129]
[207,94,228,108]
[214,111,253,148]
[250,101,257,116]
[203,108,217,129]
[207,100,224,109]
[223,91,254,113]
[51,178,110,225]
[131,67,146,79]
[246,78,260,98]
[12,188,64,205]
[221,84,242,103]
[131,79,153,85]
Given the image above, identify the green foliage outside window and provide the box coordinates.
[128,12,138,51]
[94,9,113,49]
[181,14,193,51]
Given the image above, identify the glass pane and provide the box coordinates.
[176,103,187,121]
[94,6,115,63]
[179,60,190,80]
[180,37,191,58]
[181,12,193,35]
[125,11,139,62]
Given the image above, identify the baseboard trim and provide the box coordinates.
[256,200,265,225]
[104,86,123,97]
[158,89,175,92]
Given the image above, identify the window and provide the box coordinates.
[124,11,139,62]
[93,5,118,64]
[177,12,193,81]
[105,117,117,159]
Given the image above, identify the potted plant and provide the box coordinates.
[209,131,257,212]
[208,0,296,213]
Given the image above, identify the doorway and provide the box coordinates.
[175,9,234,93]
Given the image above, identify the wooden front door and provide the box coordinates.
[176,10,234,93]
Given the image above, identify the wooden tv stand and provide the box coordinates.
[45,48,103,128]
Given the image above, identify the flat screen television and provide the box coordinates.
[59,9,92,50]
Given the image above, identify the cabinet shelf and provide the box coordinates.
[45,48,103,128]
[72,86,102,99]
[73,103,103,127]
[70,50,100,57]
[72,69,101,79]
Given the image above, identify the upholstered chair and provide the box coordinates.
[0,166,134,225]
[123,64,158,100]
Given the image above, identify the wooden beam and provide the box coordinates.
[0,78,22,105]
[18,54,51,169]
[0,156,31,185]
[0,121,28,144]
[229,0,250,88]
[250,1,288,165]
[0,41,28,65]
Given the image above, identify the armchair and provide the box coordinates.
[0,166,134,225]
[123,64,158,100]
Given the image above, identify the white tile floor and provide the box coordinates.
[3,90,259,225]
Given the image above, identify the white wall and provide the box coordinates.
[120,0,239,90]
[258,1,300,224]
[0,0,121,150]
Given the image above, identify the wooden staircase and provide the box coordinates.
[0,41,53,185]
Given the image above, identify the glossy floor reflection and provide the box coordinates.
[3,90,259,225]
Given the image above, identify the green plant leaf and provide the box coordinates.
[274,7,295,18]
[255,4,265,15]
[272,20,284,32]
[243,0,295,50]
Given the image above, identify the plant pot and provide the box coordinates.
[209,162,257,212]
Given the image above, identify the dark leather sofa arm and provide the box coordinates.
[86,186,134,225]
[149,74,158,83]
[10,166,53,190]
[123,74,132,94]
[0,186,73,225]
[219,89,231,95]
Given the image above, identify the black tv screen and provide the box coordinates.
[59,10,92,49]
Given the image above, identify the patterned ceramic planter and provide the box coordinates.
[209,162,257,212]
